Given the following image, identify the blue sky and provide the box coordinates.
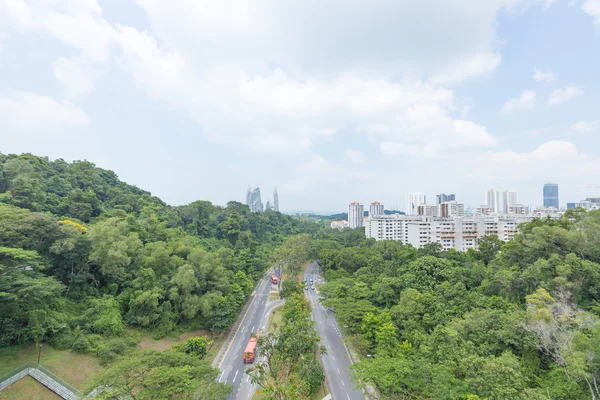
[1,0,599,213]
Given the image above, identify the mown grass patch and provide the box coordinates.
[0,343,101,390]
[136,328,228,362]
[0,376,61,400]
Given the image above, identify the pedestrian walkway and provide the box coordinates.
[0,362,79,400]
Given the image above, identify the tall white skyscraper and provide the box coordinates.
[406,193,426,215]
[502,190,517,214]
[348,201,364,228]
[273,187,279,212]
[369,201,385,217]
[485,189,501,214]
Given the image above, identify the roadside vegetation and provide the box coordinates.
[0,153,319,398]
[317,209,600,399]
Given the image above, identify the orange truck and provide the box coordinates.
[243,335,260,364]
[271,275,278,285]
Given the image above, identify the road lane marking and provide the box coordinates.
[218,372,223,382]
[342,380,345,386]
[218,276,268,369]
[233,369,239,383]
[332,356,335,360]
[347,395,351,400]
[337,368,340,373]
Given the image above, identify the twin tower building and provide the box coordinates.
[246,186,279,212]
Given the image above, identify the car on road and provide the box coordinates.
[303,276,307,282]
[304,285,308,290]
[311,285,315,290]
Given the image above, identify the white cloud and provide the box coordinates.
[470,141,600,180]
[547,86,583,105]
[0,91,90,134]
[345,149,366,163]
[502,90,536,113]
[54,57,104,98]
[582,0,600,24]
[533,67,557,82]
[570,120,600,134]
[430,52,501,85]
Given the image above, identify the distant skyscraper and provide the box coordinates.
[348,201,364,228]
[246,186,264,212]
[485,189,501,214]
[406,193,426,215]
[502,190,517,214]
[543,183,559,209]
[273,187,279,212]
[369,201,384,217]
[265,200,272,210]
[436,193,456,204]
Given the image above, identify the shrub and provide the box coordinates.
[72,335,90,353]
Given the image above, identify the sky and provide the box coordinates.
[1,0,600,213]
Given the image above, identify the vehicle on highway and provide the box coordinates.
[309,276,313,284]
[270,275,278,285]
[304,285,308,290]
[303,276,307,282]
[243,334,260,364]
[311,285,315,290]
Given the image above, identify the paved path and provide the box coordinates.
[305,262,364,400]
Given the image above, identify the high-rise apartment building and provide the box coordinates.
[369,201,385,217]
[273,187,279,212]
[543,183,559,209]
[485,189,501,214]
[348,201,364,228]
[502,190,518,214]
[365,214,536,251]
[246,186,264,212]
[436,193,456,204]
[406,193,426,215]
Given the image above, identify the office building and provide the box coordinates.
[502,190,518,214]
[485,189,501,214]
[406,193,426,215]
[543,183,559,209]
[348,201,364,228]
[436,193,456,204]
[369,201,385,217]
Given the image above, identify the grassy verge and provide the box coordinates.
[135,328,228,363]
[0,344,101,390]
[0,376,61,400]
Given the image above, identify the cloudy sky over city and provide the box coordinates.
[1,0,600,212]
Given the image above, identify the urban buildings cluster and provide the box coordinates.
[335,182,592,251]
[246,186,279,212]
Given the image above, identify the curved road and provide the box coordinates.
[305,261,365,400]
[217,272,283,400]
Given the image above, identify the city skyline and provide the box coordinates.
[2,1,600,212]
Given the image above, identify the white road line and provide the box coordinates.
[233,369,239,383]
[342,380,345,386]
[246,375,250,382]
[332,356,335,360]
[252,325,256,332]
[337,368,340,373]
[347,395,351,400]
[218,372,223,382]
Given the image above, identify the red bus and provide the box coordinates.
[243,334,260,364]
[271,275,278,285]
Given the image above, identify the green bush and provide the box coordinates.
[48,331,75,350]
[72,335,90,353]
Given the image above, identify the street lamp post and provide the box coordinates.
[278,260,282,292]
[37,343,43,364]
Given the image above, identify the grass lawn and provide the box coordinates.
[0,376,61,400]
[136,328,228,363]
[0,343,101,390]
[267,306,284,332]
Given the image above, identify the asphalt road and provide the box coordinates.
[217,272,282,400]
[305,261,365,400]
